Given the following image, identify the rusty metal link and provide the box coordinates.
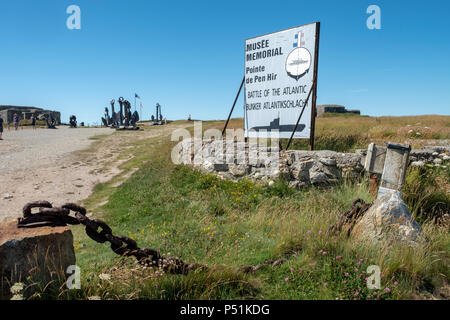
[62,203,87,215]
[84,219,113,243]
[109,235,138,256]
[19,201,69,227]
[135,247,161,264]
[17,201,206,275]
[39,207,70,216]
[17,200,293,275]
[327,198,372,236]
[22,200,53,217]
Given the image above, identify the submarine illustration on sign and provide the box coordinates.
[250,116,305,133]
[285,30,311,81]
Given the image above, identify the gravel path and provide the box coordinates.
[0,124,189,223]
[0,126,114,222]
[0,126,112,174]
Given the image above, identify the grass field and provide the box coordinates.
[28,115,449,300]
[214,114,450,151]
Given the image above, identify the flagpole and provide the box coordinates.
[134,95,136,112]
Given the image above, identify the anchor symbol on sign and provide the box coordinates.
[285,31,312,81]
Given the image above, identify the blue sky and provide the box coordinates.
[0,0,449,124]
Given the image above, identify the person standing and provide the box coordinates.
[0,115,4,140]
[30,114,36,129]
[13,113,19,130]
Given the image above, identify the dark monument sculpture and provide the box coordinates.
[102,96,140,130]
[124,99,130,126]
[101,107,110,127]
[118,97,125,125]
[69,115,77,128]
[110,99,118,126]
[38,113,57,129]
[151,103,164,125]
[105,107,111,125]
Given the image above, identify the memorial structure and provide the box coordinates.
[101,97,140,130]
[0,105,61,125]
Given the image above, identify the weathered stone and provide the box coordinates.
[0,221,76,299]
[228,164,247,177]
[319,157,336,166]
[288,180,300,189]
[352,192,423,245]
[201,159,215,173]
[424,145,450,152]
[290,168,306,181]
[268,169,280,178]
[291,160,314,181]
[309,171,328,184]
[336,153,363,169]
[297,159,315,170]
[321,163,341,180]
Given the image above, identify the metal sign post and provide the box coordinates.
[309,22,320,150]
[285,80,315,150]
[243,22,320,148]
[223,23,320,149]
[222,76,245,136]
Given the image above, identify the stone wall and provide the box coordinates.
[176,139,364,188]
[356,145,450,168]
[175,139,449,188]
[409,146,450,167]
[279,150,364,188]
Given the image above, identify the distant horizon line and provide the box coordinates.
[175,114,450,121]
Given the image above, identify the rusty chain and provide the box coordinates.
[17,199,369,276]
[327,198,372,236]
[18,201,204,275]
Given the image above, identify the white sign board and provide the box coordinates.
[244,22,319,139]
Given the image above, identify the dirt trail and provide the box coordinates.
[0,124,187,222]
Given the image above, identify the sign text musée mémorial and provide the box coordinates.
[244,22,319,140]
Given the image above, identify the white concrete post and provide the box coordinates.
[377,142,411,199]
